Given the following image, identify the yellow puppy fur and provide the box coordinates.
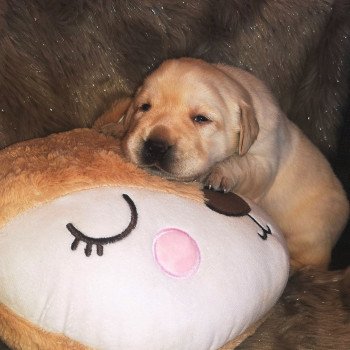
[97,58,349,269]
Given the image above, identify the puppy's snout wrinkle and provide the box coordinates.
[142,138,171,165]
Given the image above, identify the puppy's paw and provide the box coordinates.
[204,167,236,193]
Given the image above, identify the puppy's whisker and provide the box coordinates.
[141,163,162,171]
[142,164,198,182]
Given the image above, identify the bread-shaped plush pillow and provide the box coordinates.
[0,129,289,350]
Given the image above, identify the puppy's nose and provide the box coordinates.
[142,138,170,164]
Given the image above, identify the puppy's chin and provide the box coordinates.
[123,140,210,182]
[141,163,207,183]
[149,168,197,182]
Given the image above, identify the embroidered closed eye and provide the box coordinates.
[203,189,271,240]
[66,194,138,257]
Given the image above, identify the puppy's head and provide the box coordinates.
[122,58,259,181]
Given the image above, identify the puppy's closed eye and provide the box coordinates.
[139,103,151,112]
[192,114,211,124]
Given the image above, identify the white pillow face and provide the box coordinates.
[0,187,289,350]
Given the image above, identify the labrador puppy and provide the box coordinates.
[101,58,349,269]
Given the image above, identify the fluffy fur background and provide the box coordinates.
[0,2,349,348]
[237,268,350,350]
[0,0,349,156]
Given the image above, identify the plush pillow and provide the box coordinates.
[0,129,289,350]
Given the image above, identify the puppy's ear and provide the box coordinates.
[93,97,132,138]
[238,100,259,155]
[213,64,259,155]
[122,101,138,132]
[121,86,144,132]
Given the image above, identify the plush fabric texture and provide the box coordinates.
[0,129,289,350]
[0,128,202,230]
[0,304,88,350]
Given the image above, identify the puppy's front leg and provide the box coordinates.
[202,160,237,193]
[202,154,276,201]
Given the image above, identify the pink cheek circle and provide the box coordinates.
[153,228,201,278]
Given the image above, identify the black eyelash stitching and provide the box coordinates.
[66,194,138,257]
[247,214,272,240]
[203,189,271,240]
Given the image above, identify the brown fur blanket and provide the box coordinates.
[0,0,349,157]
[238,268,350,349]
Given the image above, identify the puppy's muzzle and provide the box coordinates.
[141,138,173,166]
